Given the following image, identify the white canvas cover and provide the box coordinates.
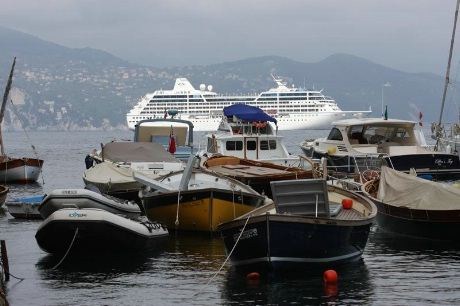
[101,142,179,163]
[377,166,460,210]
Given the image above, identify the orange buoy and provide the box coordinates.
[246,272,260,281]
[323,269,338,284]
[341,198,353,210]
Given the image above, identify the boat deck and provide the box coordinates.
[209,165,293,177]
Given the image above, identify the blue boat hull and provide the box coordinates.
[219,214,372,270]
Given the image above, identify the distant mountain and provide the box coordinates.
[0,26,456,130]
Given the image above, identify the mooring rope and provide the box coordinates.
[193,214,252,297]
[174,190,181,227]
[52,227,79,270]
[8,99,45,185]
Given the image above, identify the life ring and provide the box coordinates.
[361,169,380,183]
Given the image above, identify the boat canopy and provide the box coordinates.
[102,142,180,163]
[223,104,277,124]
[377,166,460,210]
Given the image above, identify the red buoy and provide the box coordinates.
[246,272,260,281]
[342,198,353,210]
[323,269,338,284]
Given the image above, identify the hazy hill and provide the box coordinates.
[0,26,456,130]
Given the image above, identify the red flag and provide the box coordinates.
[168,126,176,154]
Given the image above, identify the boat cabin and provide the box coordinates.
[306,118,428,156]
[134,118,194,161]
[204,104,300,166]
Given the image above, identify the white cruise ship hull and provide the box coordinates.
[128,111,364,131]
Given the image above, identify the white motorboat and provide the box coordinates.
[38,188,141,219]
[300,117,460,179]
[83,141,184,201]
[35,208,168,254]
[202,104,311,168]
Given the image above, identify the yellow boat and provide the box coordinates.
[138,169,266,232]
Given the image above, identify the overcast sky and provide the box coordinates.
[1,0,459,73]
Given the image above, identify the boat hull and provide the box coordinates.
[308,150,460,179]
[372,199,460,242]
[6,195,44,219]
[0,158,43,183]
[143,189,264,232]
[219,214,372,270]
[35,209,168,254]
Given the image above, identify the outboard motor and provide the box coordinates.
[85,155,94,169]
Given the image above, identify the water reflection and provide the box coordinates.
[222,260,373,305]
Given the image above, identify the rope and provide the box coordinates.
[174,190,181,227]
[8,99,45,185]
[193,214,252,297]
[52,227,79,270]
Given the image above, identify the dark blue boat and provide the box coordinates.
[218,179,377,271]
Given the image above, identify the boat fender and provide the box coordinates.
[341,198,353,210]
[327,147,336,155]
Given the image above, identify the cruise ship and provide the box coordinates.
[126,75,371,131]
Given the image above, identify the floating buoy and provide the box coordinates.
[341,198,353,210]
[327,147,336,154]
[323,269,338,284]
[246,272,260,281]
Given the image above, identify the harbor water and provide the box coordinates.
[1,130,460,305]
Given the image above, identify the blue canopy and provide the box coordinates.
[223,104,277,124]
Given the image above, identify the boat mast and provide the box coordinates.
[0,57,16,156]
[438,0,460,127]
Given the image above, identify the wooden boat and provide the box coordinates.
[0,58,44,184]
[0,185,8,207]
[362,166,460,242]
[136,156,266,232]
[35,208,168,254]
[6,194,44,219]
[201,155,313,198]
[218,179,377,270]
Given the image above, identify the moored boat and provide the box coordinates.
[35,208,168,254]
[218,179,377,270]
[0,58,44,184]
[137,156,266,232]
[203,104,311,168]
[83,142,184,201]
[38,188,141,219]
[201,155,313,198]
[301,117,460,179]
[6,194,44,219]
[362,166,460,242]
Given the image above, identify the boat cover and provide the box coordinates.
[223,104,277,124]
[377,166,460,210]
[102,142,180,163]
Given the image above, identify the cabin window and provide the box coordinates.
[260,140,269,150]
[327,128,343,141]
[226,141,243,151]
[246,140,257,150]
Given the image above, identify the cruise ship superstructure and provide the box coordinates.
[126,75,371,131]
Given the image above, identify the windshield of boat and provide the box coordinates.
[350,124,417,145]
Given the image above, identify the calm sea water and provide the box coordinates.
[1,130,460,306]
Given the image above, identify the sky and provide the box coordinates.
[1,0,460,74]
